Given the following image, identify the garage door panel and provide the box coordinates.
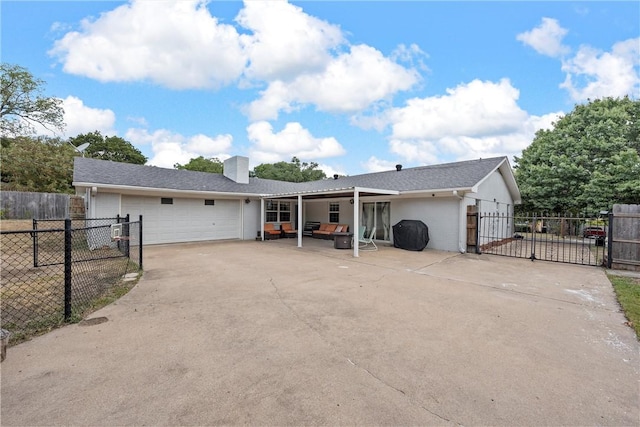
[121,196,240,244]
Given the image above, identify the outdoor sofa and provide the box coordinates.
[312,224,349,240]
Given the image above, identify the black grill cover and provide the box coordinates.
[393,220,429,251]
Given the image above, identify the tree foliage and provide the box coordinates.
[515,97,640,213]
[69,131,147,164]
[0,136,75,193]
[252,157,327,182]
[1,63,64,137]
[174,156,223,173]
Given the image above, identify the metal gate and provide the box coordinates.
[476,213,607,267]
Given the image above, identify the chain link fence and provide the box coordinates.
[1,216,143,343]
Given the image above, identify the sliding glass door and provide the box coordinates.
[362,202,390,241]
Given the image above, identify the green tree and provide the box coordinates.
[0,136,75,193]
[1,63,64,137]
[252,157,327,182]
[174,156,223,173]
[515,97,640,213]
[69,131,147,164]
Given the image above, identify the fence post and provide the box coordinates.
[138,215,143,270]
[124,214,131,258]
[475,211,480,254]
[530,213,537,261]
[64,218,72,321]
[607,212,614,269]
[32,218,38,267]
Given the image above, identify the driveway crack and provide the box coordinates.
[268,277,325,339]
[346,357,457,425]
[269,277,458,425]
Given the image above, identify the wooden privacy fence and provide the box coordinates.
[608,204,640,271]
[0,191,85,220]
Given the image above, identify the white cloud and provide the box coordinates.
[49,0,245,89]
[126,128,232,168]
[519,18,639,102]
[383,79,560,165]
[388,139,440,165]
[62,96,116,137]
[247,121,345,164]
[50,0,421,122]
[389,79,528,140]
[237,0,345,81]
[391,43,429,72]
[560,38,640,101]
[247,44,420,120]
[316,163,346,178]
[362,156,400,173]
[517,17,570,58]
[126,116,148,127]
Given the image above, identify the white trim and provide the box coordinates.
[472,158,521,204]
[400,186,475,196]
[72,182,265,198]
[268,186,399,198]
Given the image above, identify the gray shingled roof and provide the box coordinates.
[73,156,509,196]
[73,157,301,195]
[291,156,508,194]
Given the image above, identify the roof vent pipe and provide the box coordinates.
[396,164,402,171]
[333,174,339,180]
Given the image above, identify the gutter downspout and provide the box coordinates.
[453,190,466,253]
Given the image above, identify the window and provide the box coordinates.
[161,198,173,205]
[266,200,291,222]
[204,199,215,206]
[279,202,291,222]
[329,202,340,223]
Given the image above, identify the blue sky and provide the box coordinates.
[2,1,639,175]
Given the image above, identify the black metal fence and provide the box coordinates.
[477,213,606,266]
[1,216,143,342]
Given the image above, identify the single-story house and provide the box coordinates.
[73,155,521,257]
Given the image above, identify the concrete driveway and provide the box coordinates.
[2,240,638,426]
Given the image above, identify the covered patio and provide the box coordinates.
[259,186,399,257]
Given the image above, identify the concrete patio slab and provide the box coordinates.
[1,240,638,426]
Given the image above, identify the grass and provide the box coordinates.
[0,220,34,231]
[2,221,141,345]
[4,271,140,346]
[81,275,138,315]
[608,274,640,339]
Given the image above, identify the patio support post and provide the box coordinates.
[260,198,265,241]
[454,190,466,253]
[353,189,360,257]
[297,195,303,248]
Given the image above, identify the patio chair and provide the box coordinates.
[263,223,281,240]
[358,226,377,251]
[280,223,297,238]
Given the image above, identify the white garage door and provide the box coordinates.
[121,196,240,244]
